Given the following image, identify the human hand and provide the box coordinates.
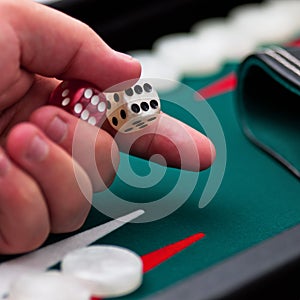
[0,0,215,254]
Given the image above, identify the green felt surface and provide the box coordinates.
[1,62,300,299]
[88,63,300,298]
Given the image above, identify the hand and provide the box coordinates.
[0,0,215,254]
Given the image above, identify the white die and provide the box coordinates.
[105,79,161,133]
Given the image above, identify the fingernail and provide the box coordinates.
[114,50,134,60]
[26,135,49,162]
[46,116,67,143]
[0,151,11,177]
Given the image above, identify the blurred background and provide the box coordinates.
[38,0,263,53]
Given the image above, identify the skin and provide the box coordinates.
[0,0,216,254]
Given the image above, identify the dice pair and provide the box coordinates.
[48,79,161,133]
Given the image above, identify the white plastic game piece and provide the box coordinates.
[61,245,143,298]
[191,17,257,62]
[8,271,91,300]
[228,2,298,46]
[127,50,181,92]
[190,17,229,37]
[264,0,300,40]
[152,32,225,76]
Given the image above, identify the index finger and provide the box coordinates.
[1,0,141,90]
[105,113,216,172]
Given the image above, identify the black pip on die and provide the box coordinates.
[104,79,161,133]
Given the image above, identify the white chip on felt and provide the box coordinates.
[190,17,257,62]
[190,17,229,36]
[228,2,298,45]
[128,49,181,92]
[61,245,143,298]
[264,0,300,39]
[8,271,91,300]
[152,32,225,76]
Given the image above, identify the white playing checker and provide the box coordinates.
[228,2,298,45]
[264,0,300,40]
[61,245,143,298]
[153,32,226,76]
[9,271,91,300]
[191,17,257,62]
[128,50,181,92]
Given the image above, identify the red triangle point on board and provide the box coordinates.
[197,72,237,100]
[286,37,300,47]
[196,36,300,101]
[90,232,205,300]
[141,232,205,273]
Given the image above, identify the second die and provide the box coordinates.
[49,80,108,127]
